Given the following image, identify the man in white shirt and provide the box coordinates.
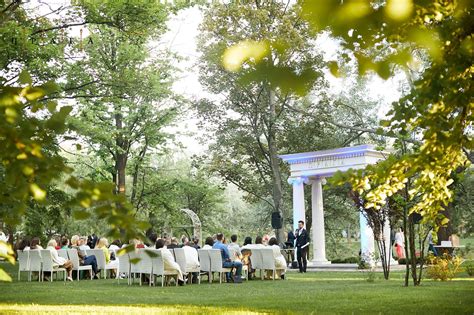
[181,236,200,283]
[227,234,241,261]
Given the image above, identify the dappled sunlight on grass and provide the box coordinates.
[0,304,266,315]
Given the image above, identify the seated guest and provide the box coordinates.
[191,237,200,250]
[30,237,43,250]
[213,233,243,283]
[243,237,252,247]
[87,234,98,250]
[227,234,241,261]
[155,239,184,285]
[96,238,118,276]
[167,237,179,249]
[54,237,61,250]
[182,236,200,283]
[46,239,74,281]
[109,240,121,260]
[202,236,214,249]
[268,237,287,279]
[180,236,189,248]
[181,237,200,268]
[17,238,30,251]
[262,234,270,246]
[255,236,265,248]
[71,235,99,279]
[60,237,70,249]
[79,236,90,250]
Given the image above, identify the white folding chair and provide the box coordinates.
[150,249,165,287]
[198,249,211,283]
[261,248,284,280]
[86,249,115,279]
[28,250,42,282]
[181,249,200,284]
[150,249,179,287]
[137,249,153,286]
[250,249,263,279]
[209,249,232,284]
[116,252,131,285]
[57,249,68,260]
[40,250,66,282]
[67,249,92,281]
[173,249,188,278]
[17,250,29,281]
[128,250,141,285]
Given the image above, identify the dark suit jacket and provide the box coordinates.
[295,228,310,248]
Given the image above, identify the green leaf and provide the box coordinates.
[0,268,12,282]
[18,70,32,85]
[73,210,91,220]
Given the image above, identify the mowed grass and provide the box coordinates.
[0,262,473,314]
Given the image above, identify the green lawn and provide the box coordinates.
[0,262,473,314]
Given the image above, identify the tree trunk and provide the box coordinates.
[114,112,127,195]
[267,87,285,243]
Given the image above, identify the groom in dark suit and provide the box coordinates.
[295,220,310,273]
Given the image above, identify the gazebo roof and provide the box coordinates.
[279,144,389,178]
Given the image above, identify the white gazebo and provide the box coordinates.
[279,144,392,266]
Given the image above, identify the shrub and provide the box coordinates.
[331,257,359,264]
[426,254,463,281]
[364,269,377,283]
[397,257,425,265]
[464,261,474,276]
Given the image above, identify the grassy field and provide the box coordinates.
[0,262,473,314]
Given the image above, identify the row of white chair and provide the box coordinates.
[17,249,90,282]
[17,247,284,284]
[247,248,285,280]
[116,248,179,287]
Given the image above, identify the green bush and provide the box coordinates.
[464,261,474,276]
[331,257,359,264]
[397,257,425,265]
[426,254,463,281]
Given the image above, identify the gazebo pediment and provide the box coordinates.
[279,144,389,178]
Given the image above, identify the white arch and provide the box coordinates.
[180,208,202,245]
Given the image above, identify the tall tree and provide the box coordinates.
[197,1,382,241]
[67,13,178,203]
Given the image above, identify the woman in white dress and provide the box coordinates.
[155,239,184,285]
[268,237,287,279]
[394,228,405,259]
[46,239,74,281]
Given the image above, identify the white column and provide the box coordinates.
[311,177,330,265]
[288,177,307,232]
[359,210,375,267]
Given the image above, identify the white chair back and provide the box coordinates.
[67,249,81,269]
[17,250,29,272]
[261,248,276,270]
[250,249,263,270]
[198,249,211,272]
[209,249,224,272]
[138,249,153,274]
[128,249,141,273]
[40,250,54,272]
[173,248,187,274]
[57,249,68,260]
[28,250,42,272]
[117,252,131,275]
[150,249,165,276]
[86,249,106,269]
